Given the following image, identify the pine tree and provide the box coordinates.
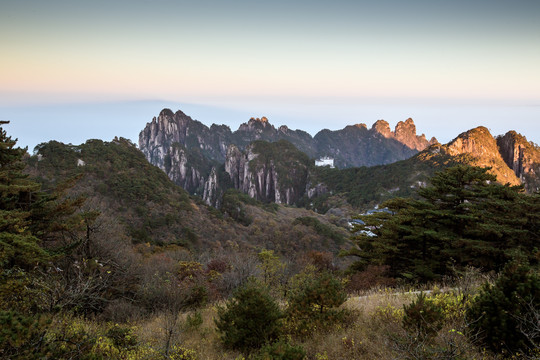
[347,165,540,281]
[215,282,282,352]
[0,121,48,274]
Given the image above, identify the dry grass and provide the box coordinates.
[135,305,243,360]
[127,278,496,360]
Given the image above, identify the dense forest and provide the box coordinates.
[1,121,539,359]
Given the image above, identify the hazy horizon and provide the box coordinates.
[1,0,538,149]
[2,99,539,152]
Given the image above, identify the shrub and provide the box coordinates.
[101,300,144,323]
[169,345,198,360]
[402,293,444,341]
[185,311,203,331]
[0,311,50,359]
[467,261,540,354]
[0,312,99,360]
[105,324,138,349]
[221,190,253,226]
[255,339,306,360]
[215,282,282,352]
[346,265,396,292]
[286,271,347,336]
[292,217,345,245]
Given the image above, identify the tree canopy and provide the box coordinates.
[345,165,540,281]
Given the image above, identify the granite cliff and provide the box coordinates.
[497,131,540,192]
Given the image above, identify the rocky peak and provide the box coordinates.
[159,108,175,117]
[394,118,416,137]
[371,120,392,137]
[444,127,520,185]
[239,117,273,131]
[446,127,497,157]
[394,118,427,151]
[369,118,435,151]
[278,125,289,133]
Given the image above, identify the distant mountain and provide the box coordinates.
[139,109,435,203]
[314,118,436,168]
[139,109,434,167]
[139,109,539,211]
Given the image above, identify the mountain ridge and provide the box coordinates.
[139,109,435,167]
[138,109,437,202]
[139,109,540,210]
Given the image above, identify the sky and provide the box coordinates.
[1,0,539,149]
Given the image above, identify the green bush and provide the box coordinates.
[185,311,203,331]
[402,293,444,340]
[255,339,306,360]
[0,311,100,360]
[215,282,282,352]
[286,271,347,336]
[221,190,253,226]
[105,324,138,349]
[467,261,540,354]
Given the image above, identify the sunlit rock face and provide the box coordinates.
[497,131,540,192]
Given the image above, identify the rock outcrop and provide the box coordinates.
[224,144,258,198]
[442,127,521,186]
[223,141,310,205]
[497,131,540,192]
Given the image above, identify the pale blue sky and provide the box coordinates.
[1,0,539,148]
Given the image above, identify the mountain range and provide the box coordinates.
[139,109,540,209]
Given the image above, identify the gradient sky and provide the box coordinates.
[1,0,539,148]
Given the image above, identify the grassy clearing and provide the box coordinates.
[93,275,497,360]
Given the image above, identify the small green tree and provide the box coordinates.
[215,282,282,352]
[257,249,286,289]
[467,261,540,354]
[402,293,444,341]
[286,270,347,336]
[0,122,51,313]
[0,122,48,273]
[255,339,306,360]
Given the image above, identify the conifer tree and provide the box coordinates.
[0,121,48,278]
[347,165,540,281]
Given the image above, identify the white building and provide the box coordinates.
[315,157,334,168]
